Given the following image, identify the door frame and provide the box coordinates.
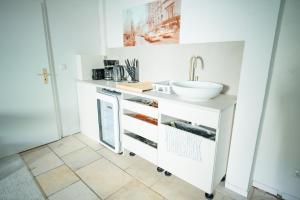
[41,0,63,139]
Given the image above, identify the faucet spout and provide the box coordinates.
[189,56,204,81]
[189,56,195,81]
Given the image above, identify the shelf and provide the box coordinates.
[161,115,216,141]
[159,100,220,129]
[125,97,158,108]
[122,97,158,119]
[122,114,158,142]
[123,132,158,164]
[126,113,157,125]
[124,132,157,148]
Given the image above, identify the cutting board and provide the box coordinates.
[116,81,153,93]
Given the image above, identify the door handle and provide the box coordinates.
[37,68,50,84]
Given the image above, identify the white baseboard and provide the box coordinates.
[225,181,249,197]
[282,193,300,200]
[253,180,300,200]
[252,180,278,196]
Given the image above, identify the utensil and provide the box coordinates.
[125,58,139,82]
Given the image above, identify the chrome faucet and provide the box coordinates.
[189,56,204,81]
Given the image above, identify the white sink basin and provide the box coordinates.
[171,81,223,102]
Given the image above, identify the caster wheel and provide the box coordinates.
[118,152,123,155]
[221,175,226,182]
[164,171,172,176]
[205,193,214,199]
[129,152,135,156]
[157,167,164,172]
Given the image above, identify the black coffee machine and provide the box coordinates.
[92,68,105,80]
[103,60,119,80]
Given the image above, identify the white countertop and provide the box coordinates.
[80,80,237,112]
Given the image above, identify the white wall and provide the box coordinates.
[253,1,300,199]
[76,54,105,81]
[47,0,101,136]
[102,0,281,196]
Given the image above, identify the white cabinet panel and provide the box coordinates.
[77,82,99,141]
[158,124,216,193]
[158,101,235,194]
[123,134,157,164]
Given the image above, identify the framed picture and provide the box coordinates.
[123,0,182,47]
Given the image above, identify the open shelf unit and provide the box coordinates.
[121,94,159,165]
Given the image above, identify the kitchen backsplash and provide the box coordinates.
[107,41,244,95]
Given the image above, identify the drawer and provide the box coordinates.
[123,133,157,164]
[122,99,158,119]
[159,100,220,129]
[158,124,216,193]
[122,114,158,143]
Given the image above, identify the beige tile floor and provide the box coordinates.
[20,133,278,200]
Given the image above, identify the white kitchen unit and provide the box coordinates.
[76,80,236,199]
[77,81,99,141]
[158,100,235,198]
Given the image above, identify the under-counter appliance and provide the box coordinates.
[92,68,105,80]
[96,88,122,153]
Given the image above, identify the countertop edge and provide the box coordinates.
[78,80,237,112]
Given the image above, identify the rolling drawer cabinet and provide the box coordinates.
[158,100,235,196]
[121,94,159,164]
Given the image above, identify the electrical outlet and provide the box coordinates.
[295,169,300,178]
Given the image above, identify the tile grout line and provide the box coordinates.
[23,135,170,200]
[79,151,135,199]
[68,164,104,200]
[46,180,81,199]
[95,150,167,200]
[21,146,65,177]
[73,134,106,151]
[21,135,161,199]
[47,143,104,200]
[34,163,64,177]
[22,135,170,200]
[47,135,87,157]
[23,139,244,200]
[59,145,97,160]
[73,156,104,172]
[52,135,118,199]
[21,136,100,199]
[91,150,145,199]
[19,154,49,200]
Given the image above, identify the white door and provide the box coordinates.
[0,0,60,158]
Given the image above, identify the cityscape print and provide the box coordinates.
[123,0,181,46]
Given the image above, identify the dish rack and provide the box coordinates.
[165,120,216,141]
[152,81,173,94]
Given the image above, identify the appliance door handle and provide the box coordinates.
[106,106,112,109]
